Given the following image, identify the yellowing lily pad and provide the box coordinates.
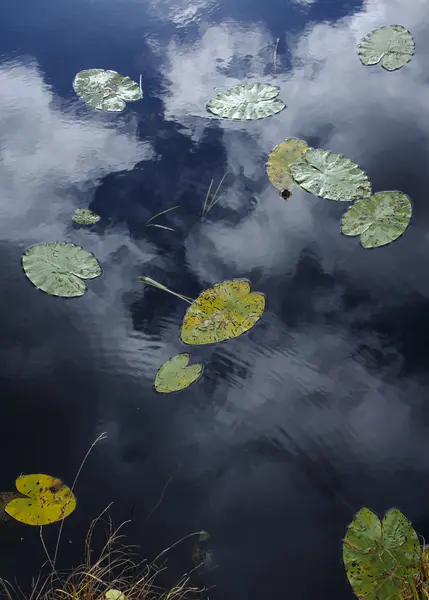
[343,508,421,600]
[154,354,203,393]
[180,280,265,345]
[266,137,309,195]
[106,590,127,600]
[5,474,76,526]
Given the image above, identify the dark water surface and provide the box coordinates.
[1,0,429,598]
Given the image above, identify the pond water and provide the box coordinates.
[1,0,429,598]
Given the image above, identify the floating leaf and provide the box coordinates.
[266,137,309,194]
[181,280,265,345]
[72,209,101,225]
[343,508,421,600]
[5,474,76,526]
[154,354,203,393]
[206,83,285,120]
[22,242,102,297]
[341,191,412,248]
[290,148,371,201]
[73,69,142,112]
[359,25,415,71]
[106,590,127,600]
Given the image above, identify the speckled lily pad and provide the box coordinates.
[266,137,309,195]
[73,69,142,112]
[206,83,285,120]
[72,209,101,225]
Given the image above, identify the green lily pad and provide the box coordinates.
[72,209,101,225]
[359,25,415,71]
[206,83,285,120]
[266,137,309,195]
[106,591,127,600]
[22,243,102,297]
[73,69,142,112]
[290,148,371,201]
[341,191,412,248]
[154,354,203,393]
[181,279,265,345]
[343,508,421,600]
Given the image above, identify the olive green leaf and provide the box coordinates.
[22,243,102,297]
[359,25,415,71]
[181,279,265,345]
[154,354,203,393]
[106,591,127,600]
[206,83,285,120]
[73,69,142,112]
[341,191,411,248]
[290,148,371,201]
[5,474,76,526]
[72,209,101,225]
[266,137,309,195]
[343,508,421,600]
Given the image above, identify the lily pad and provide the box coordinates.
[341,191,412,248]
[154,354,203,393]
[181,279,265,345]
[343,508,421,600]
[359,25,415,71]
[290,148,371,201]
[206,83,285,120]
[73,69,142,112]
[72,209,101,225]
[106,591,127,600]
[22,242,102,297]
[266,137,309,195]
[5,474,76,526]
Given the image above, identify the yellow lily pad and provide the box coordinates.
[5,474,76,526]
[180,279,265,345]
[154,354,203,393]
[266,137,309,195]
[106,590,127,600]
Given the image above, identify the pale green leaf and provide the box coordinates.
[72,209,101,225]
[359,25,415,71]
[206,83,285,120]
[73,69,142,112]
[154,354,203,393]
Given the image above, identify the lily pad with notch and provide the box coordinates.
[343,507,421,600]
[206,83,285,120]
[266,137,309,197]
[5,474,76,526]
[290,148,371,202]
[358,25,415,71]
[73,69,142,112]
[154,354,204,393]
[341,191,412,248]
[181,279,265,345]
[22,242,102,297]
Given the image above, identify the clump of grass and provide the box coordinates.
[138,276,194,305]
[146,206,180,232]
[201,174,227,220]
[0,512,207,600]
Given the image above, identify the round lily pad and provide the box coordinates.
[290,148,371,201]
[343,508,421,600]
[359,25,415,71]
[106,591,127,600]
[181,279,265,345]
[73,69,142,112]
[72,209,101,225]
[154,354,203,393]
[341,191,411,248]
[22,242,102,297]
[5,474,76,526]
[266,137,309,195]
[206,83,285,120]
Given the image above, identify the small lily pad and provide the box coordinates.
[341,191,412,248]
[22,242,102,297]
[154,354,203,393]
[73,69,142,112]
[5,474,76,526]
[181,279,265,345]
[343,508,421,600]
[206,83,285,120]
[106,591,127,600]
[266,137,309,195]
[72,209,101,225]
[290,148,371,201]
[359,25,415,71]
